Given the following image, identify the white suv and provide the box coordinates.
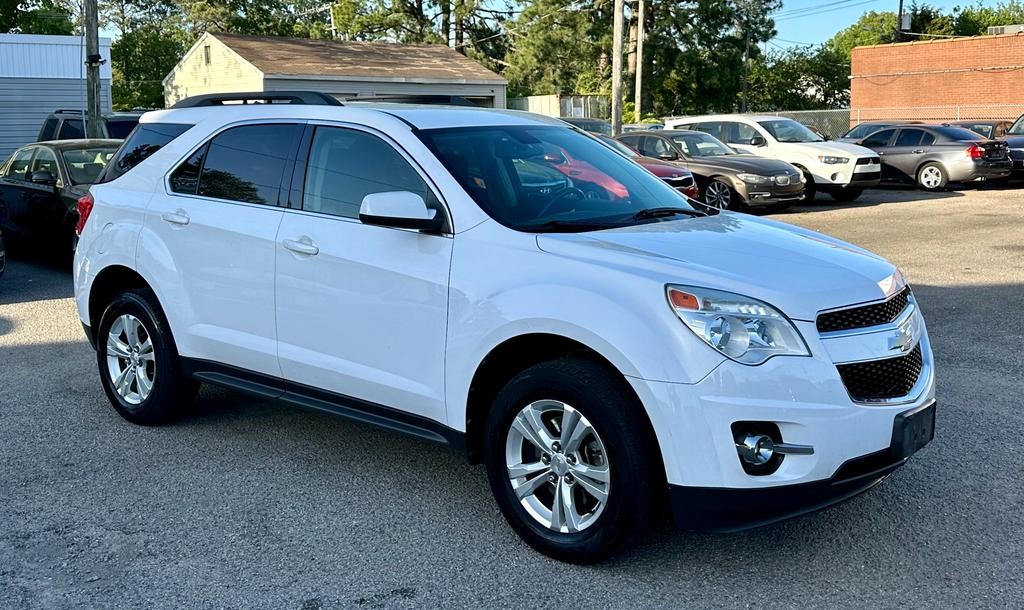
[74,93,935,563]
[665,114,881,202]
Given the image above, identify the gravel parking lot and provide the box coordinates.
[2,185,1022,609]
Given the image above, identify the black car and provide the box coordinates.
[561,118,613,136]
[1003,114,1024,177]
[0,227,6,280]
[0,140,121,255]
[37,110,142,142]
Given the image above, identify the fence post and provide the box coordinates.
[856,109,861,125]
[957,106,961,120]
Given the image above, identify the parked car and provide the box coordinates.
[0,227,5,281]
[948,120,1014,140]
[1002,113,1024,177]
[560,117,612,136]
[616,130,804,210]
[0,139,120,254]
[75,93,936,563]
[622,123,663,132]
[667,115,880,202]
[854,124,1012,190]
[596,134,700,199]
[837,121,924,143]
[37,109,142,142]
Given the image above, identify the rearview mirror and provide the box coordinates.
[29,170,56,186]
[359,191,444,233]
[750,135,767,147]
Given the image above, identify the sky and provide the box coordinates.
[770,0,971,49]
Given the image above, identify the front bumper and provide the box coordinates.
[669,400,935,531]
[814,158,881,188]
[734,181,805,206]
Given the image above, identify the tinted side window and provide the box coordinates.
[58,119,84,139]
[30,148,58,176]
[862,129,896,148]
[199,124,302,205]
[895,129,924,147]
[618,135,642,151]
[302,126,433,219]
[733,122,760,144]
[104,123,193,182]
[169,144,208,195]
[692,122,723,141]
[105,118,139,139]
[39,118,58,141]
[645,137,673,158]
[6,148,34,178]
[920,132,935,146]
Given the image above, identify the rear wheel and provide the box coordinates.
[829,187,863,202]
[96,289,197,425]
[484,358,660,563]
[917,163,948,191]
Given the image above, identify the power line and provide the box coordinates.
[776,0,881,22]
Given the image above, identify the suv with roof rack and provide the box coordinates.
[73,92,936,563]
[37,109,143,142]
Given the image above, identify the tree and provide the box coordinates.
[747,45,849,111]
[954,0,1024,35]
[111,23,187,109]
[1,0,74,33]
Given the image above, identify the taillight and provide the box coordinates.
[967,145,985,159]
[75,193,94,236]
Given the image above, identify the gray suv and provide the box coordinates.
[855,125,1012,190]
[37,110,141,142]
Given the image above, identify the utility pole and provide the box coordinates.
[896,0,906,42]
[83,0,103,138]
[611,0,625,135]
[633,0,645,121]
[741,28,750,112]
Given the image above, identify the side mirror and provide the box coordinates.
[658,152,678,161]
[749,135,767,147]
[30,170,57,186]
[359,191,444,233]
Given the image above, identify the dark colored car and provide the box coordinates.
[0,140,121,255]
[854,125,1012,190]
[949,120,1014,140]
[37,110,142,142]
[1002,114,1024,177]
[616,130,804,210]
[838,120,924,143]
[597,135,700,199]
[0,227,5,280]
[561,118,613,136]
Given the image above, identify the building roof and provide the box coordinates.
[211,32,506,84]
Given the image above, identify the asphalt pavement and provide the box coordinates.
[2,185,1023,608]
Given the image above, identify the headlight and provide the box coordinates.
[818,156,849,164]
[666,285,810,365]
[736,173,772,185]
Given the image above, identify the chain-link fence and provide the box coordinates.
[741,106,1024,140]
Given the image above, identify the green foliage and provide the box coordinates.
[111,23,187,109]
[747,45,850,111]
[954,0,1024,35]
[1,0,74,33]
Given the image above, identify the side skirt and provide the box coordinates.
[180,358,466,452]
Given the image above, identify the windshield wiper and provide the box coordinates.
[520,219,626,233]
[633,207,707,220]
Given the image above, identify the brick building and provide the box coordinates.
[850,33,1024,122]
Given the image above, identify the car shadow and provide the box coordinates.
[0,257,74,306]
[778,186,965,213]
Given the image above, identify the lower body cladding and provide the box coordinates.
[627,339,936,532]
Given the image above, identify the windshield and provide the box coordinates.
[418,126,703,232]
[1008,115,1024,135]
[758,119,825,143]
[933,126,985,141]
[670,132,735,157]
[61,147,118,184]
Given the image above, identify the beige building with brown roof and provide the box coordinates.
[163,32,507,108]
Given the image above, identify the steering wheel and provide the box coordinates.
[536,187,587,218]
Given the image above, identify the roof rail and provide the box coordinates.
[170,91,344,109]
[54,109,84,114]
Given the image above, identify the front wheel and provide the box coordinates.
[703,178,739,210]
[96,289,197,425]
[829,187,863,202]
[484,359,661,563]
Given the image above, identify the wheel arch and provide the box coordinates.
[463,332,664,479]
[87,265,157,344]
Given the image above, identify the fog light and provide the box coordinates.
[738,433,775,465]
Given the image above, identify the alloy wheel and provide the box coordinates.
[704,181,731,209]
[105,314,156,406]
[505,400,610,533]
[919,166,943,189]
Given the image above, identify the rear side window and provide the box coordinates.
[58,119,84,139]
[38,118,58,141]
[105,118,139,139]
[691,122,723,141]
[103,123,193,182]
[895,129,924,147]
[197,124,302,205]
[933,126,985,141]
[6,148,35,178]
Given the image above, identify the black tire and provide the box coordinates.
[828,187,863,202]
[95,289,197,425]
[703,177,742,210]
[484,358,661,563]
[799,168,816,201]
[917,162,948,191]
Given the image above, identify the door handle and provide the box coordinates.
[161,209,189,226]
[912,149,925,154]
[283,238,319,256]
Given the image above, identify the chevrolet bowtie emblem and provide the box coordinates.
[889,321,915,352]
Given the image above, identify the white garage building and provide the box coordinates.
[163,32,507,108]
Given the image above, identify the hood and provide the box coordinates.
[536,213,900,321]
[691,154,797,174]
[779,140,876,158]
